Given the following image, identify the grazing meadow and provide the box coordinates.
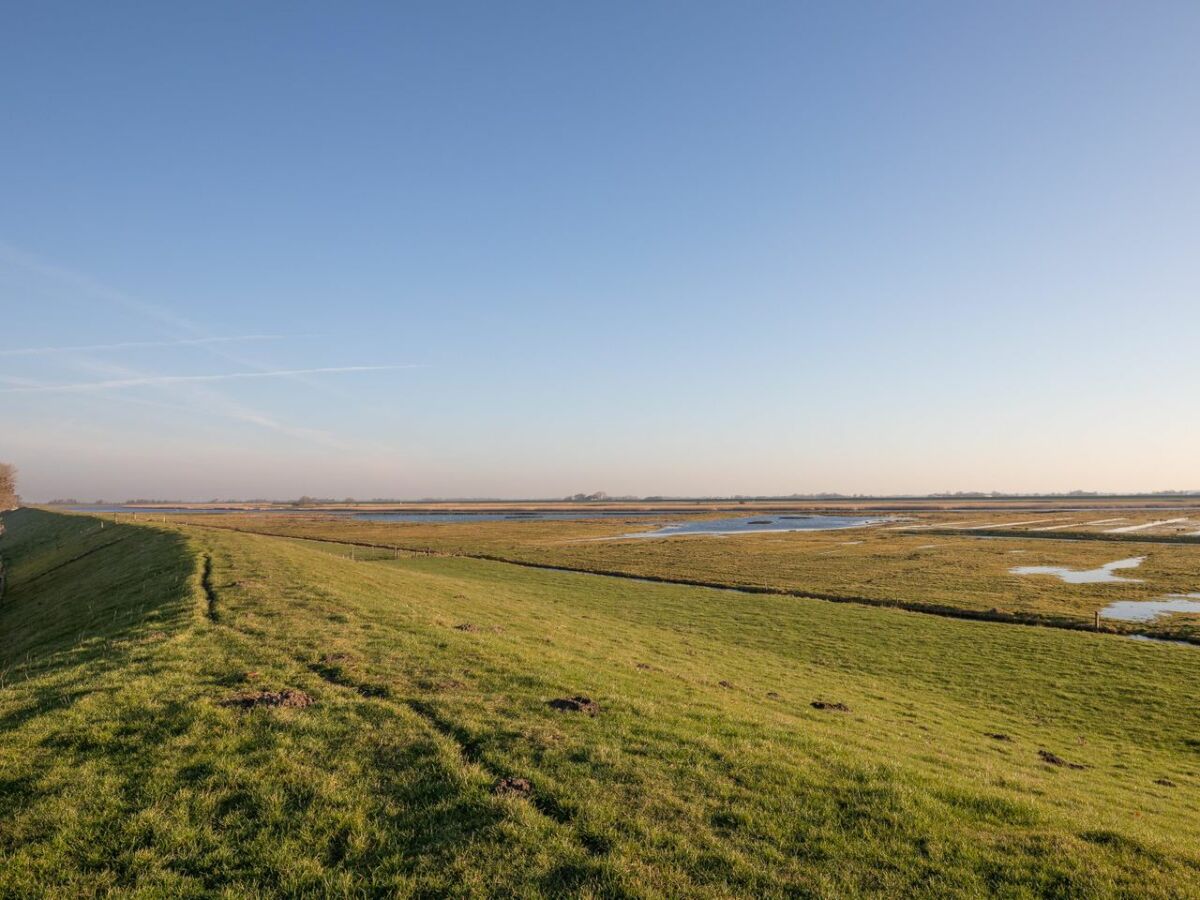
[161,509,1200,641]
[1,507,1199,895]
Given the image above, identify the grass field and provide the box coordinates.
[2,508,1200,896]
[159,512,1200,641]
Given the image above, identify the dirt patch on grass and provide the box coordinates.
[220,689,315,710]
[454,623,479,632]
[1038,749,1086,769]
[1154,777,1176,787]
[548,696,599,716]
[986,732,1013,742]
[718,680,734,689]
[493,776,532,796]
[811,700,850,712]
[355,683,390,698]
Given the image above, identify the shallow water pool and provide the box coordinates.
[1010,557,1145,584]
[621,515,888,538]
[1101,594,1200,622]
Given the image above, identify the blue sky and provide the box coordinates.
[3,2,1199,500]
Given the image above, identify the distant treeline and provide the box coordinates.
[0,463,19,511]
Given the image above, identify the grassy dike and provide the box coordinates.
[1,508,1199,896]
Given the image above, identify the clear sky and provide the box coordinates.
[3,2,1199,501]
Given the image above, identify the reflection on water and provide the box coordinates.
[621,515,888,539]
[1102,594,1200,622]
[71,506,893,534]
[1127,633,1196,647]
[1010,557,1145,584]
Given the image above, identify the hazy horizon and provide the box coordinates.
[5,3,1199,502]
[28,487,1200,506]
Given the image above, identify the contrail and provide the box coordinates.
[0,242,362,403]
[0,243,408,451]
[0,335,292,356]
[3,364,364,451]
[0,365,420,394]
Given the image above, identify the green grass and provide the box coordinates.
[164,513,1200,640]
[2,509,1200,896]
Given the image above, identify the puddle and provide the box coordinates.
[1105,518,1188,534]
[618,515,889,539]
[892,520,975,530]
[1127,633,1197,647]
[1101,594,1200,622]
[1010,557,1145,584]
[961,518,1066,529]
[1030,517,1126,531]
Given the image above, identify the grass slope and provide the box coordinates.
[1,509,1199,896]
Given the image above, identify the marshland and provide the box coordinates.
[3,499,1200,895]
[6,3,1200,896]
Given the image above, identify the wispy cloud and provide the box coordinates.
[0,240,206,334]
[0,241,359,400]
[0,365,420,394]
[0,242,406,453]
[0,335,294,357]
[3,363,366,451]
[0,374,47,388]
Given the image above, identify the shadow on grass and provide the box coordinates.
[0,683,116,732]
[0,508,197,680]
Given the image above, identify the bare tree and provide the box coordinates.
[0,463,19,511]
